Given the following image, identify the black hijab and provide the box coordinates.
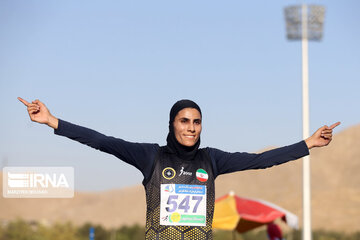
[166,99,202,161]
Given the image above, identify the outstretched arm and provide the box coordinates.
[209,122,341,177]
[208,140,310,177]
[304,122,341,149]
[18,97,159,183]
[18,97,59,129]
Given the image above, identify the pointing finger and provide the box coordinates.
[18,97,30,107]
[329,122,341,130]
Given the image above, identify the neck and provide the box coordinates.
[166,132,200,161]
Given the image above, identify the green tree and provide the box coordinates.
[44,222,78,240]
[77,222,110,240]
[1,219,35,240]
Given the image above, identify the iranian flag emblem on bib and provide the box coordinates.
[196,169,208,182]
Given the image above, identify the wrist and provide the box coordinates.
[305,138,314,149]
[47,115,59,129]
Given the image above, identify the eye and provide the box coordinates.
[194,120,201,125]
[181,119,187,123]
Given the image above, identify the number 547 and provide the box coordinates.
[166,195,203,213]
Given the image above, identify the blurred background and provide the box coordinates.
[0,0,359,239]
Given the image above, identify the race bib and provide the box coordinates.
[160,184,207,226]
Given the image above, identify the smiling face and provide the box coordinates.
[172,108,202,147]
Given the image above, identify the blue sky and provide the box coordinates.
[1,0,359,191]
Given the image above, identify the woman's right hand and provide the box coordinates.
[18,97,59,129]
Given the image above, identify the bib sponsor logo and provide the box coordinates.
[164,184,174,193]
[196,169,208,182]
[162,167,176,180]
[179,167,192,176]
[170,212,181,223]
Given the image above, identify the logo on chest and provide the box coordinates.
[196,169,208,182]
[179,167,193,177]
[162,167,176,180]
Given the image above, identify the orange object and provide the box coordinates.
[212,192,298,233]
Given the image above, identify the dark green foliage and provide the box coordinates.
[0,219,359,240]
[77,222,110,240]
[0,219,34,240]
[114,224,145,240]
[0,219,78,240]
[284,229,360,240]
[213,229,268,240]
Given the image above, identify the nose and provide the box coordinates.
[188,122,195,132]
[189,123,195,132]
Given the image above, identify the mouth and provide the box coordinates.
[184,135,196,139]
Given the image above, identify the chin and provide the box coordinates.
[182,141,197,147]
[184,143,195,147]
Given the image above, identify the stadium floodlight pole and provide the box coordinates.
[284,4,325,240]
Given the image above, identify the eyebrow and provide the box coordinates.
[179,118,201,122]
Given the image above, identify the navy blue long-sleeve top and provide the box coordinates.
[54,119,309,184]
